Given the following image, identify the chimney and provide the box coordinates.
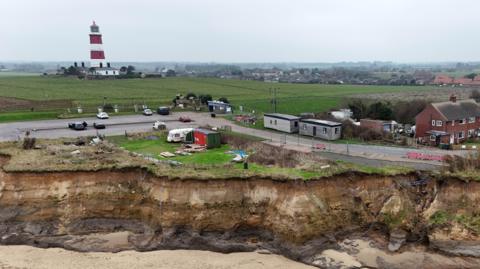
[450,94,457,103]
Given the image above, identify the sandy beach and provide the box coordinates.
[0,246,315,269]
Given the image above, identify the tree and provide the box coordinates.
[347,99,368,120]
[471,89,480,102]
[464,73,477,80]
[127,65,135,75]
[120,66,127,73]
[199,94,213,105]
[185,92,197,99]
[65,66,80,76]
[218,97,229,103]
[367,102,394,120]
[393,100,427,124]
[166,69,176,77]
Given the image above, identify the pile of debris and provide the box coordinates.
[160,144,206,158]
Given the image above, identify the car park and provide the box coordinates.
[96,112,109,119]
[143,108,153,116]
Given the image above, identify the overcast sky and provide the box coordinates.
[1,0,479,63]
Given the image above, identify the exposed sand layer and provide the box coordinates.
[0,246,315,269]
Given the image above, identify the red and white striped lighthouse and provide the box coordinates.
[89,21,106,68]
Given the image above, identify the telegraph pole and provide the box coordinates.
[270,88,278,113]
[274,88,277,113]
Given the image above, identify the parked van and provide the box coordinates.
[167,128,193,142]
[157,106,170,115]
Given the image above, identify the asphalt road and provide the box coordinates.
[0,112,466,169]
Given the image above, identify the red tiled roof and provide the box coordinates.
[433,75,453,84]
[453,77,473,85]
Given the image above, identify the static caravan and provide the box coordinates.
[299,119,342,140]
[167,128,194,142]
[263,113,300,133]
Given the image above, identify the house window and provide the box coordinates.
[430,135,436,141]
[436,120,443,127]
[322,127,327,134]
[459,119,466,125]
[458,131,465,139]
[294,121,298,127]
[431,120,436,126]
[303,124,307,130]
[334,127,339,134]
[270,120,272,124]
[106,71,108,75]
[274,120,277,125]
[468,129,474,137]
[468,117,475,123]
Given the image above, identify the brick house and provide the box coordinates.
[415,95,480,145]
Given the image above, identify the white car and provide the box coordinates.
[143,109,153,116]
[153,121,166,130]
[96,112,109,119]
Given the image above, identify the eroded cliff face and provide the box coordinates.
[0,156,479,267]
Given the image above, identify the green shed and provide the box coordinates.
[193,129,221,149]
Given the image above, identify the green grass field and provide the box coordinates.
[0,76,435,119]
[115,135,233,165]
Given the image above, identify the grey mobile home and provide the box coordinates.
[299,119,342,140]
[264,113,300,133]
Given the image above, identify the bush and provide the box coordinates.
[199,94,213,105]
[22,137,36,150]
[341,120,384,142]
[358,128,383,141]
[102,104,115,112]
[185,92,197,99]
[444,153,480,173]
[218,97,229,103]
[471,89,480,102]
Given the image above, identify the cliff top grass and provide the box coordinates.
[0,135,413,180]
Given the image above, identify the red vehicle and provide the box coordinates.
[179,116,192,123]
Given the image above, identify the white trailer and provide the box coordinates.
[167,128,193,142]
[263,113,300,133]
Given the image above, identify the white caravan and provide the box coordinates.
[167,128,193,142]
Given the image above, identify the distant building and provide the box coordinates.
[415,95,480,145]
[432,75,454,85]
[89,21,118,76]
[299,119,342,140]
[263,113,300,133]
[207,101,232,114]
[432,74,480,86]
